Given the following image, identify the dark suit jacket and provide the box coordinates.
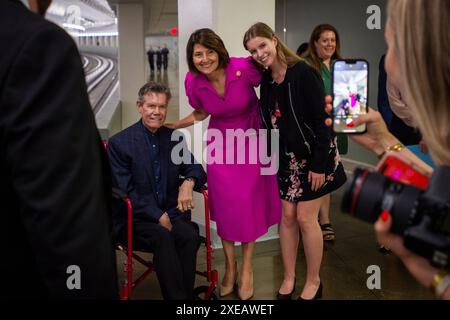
[108,121,206,235]
[0,0,118,299]
[377,55,421,145]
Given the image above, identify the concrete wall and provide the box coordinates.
[212,0,275,57]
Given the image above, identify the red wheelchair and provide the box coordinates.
[105,141,218,300]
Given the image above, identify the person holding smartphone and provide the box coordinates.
[304,24,347,242]
[244,22,346,300]
[325,0,449,299]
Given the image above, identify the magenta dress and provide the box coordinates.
[185,57,281,242]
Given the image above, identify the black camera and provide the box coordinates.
[342,157,450,268]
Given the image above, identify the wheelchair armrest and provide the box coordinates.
[112,187,128,200]
[194,184,207,193]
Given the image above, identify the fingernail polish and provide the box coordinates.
[381,210,390,222]
[347,122,354,127]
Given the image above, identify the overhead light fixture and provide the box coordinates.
[46,3,66,17]
[63,23,86,31]
[73,31,119,37]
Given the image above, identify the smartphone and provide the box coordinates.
[331,59,369,133]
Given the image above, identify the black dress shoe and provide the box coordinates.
[298,282,322,300]
[276,278,296,300]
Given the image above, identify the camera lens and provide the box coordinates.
[342,168,422,235]
[342,166,450,267]
[342,168,386,222]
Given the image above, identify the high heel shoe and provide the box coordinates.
[237,270,253,300]
[220,262,237,297]
[276,278,296,300]
[298,282,322,300]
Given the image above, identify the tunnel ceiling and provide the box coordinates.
[47,0,178,37]
[46,0,117,34]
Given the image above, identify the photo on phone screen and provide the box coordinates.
[331,59,369,133]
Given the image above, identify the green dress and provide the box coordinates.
[304,57,348,155]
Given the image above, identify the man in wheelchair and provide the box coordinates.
[108,82,206,300]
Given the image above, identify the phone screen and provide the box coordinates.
[332,60,369,133]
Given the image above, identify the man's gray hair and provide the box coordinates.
[137,81,171,103]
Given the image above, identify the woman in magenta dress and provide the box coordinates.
[168,28,281,300]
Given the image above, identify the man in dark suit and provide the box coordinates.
[0,0,118,299]
[108,82,206,300]
[161,45,169,71]
[156,47,163,72]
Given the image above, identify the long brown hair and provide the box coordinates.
[186,28,230,75]
[243,22,301,68]
[307,24,342,73]
[387,0,450,164]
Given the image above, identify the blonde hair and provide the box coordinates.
[387,0,450,165]
[243,22,301,68]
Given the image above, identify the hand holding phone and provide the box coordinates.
[331,59,369,133]
[376,153,430,190]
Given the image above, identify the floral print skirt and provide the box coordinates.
[278,137,347,202]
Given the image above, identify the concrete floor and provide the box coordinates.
[115,185,433,300]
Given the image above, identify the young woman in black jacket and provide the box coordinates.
[244,22,346,300]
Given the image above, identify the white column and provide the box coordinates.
[117,2,146,128]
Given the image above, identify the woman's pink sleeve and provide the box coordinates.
[184,72,202,110]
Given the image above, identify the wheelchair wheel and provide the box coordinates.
[193,285,218,300]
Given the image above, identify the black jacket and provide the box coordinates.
[108,122,207,235]
[0,0,118,299]
[260,61,331,173]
